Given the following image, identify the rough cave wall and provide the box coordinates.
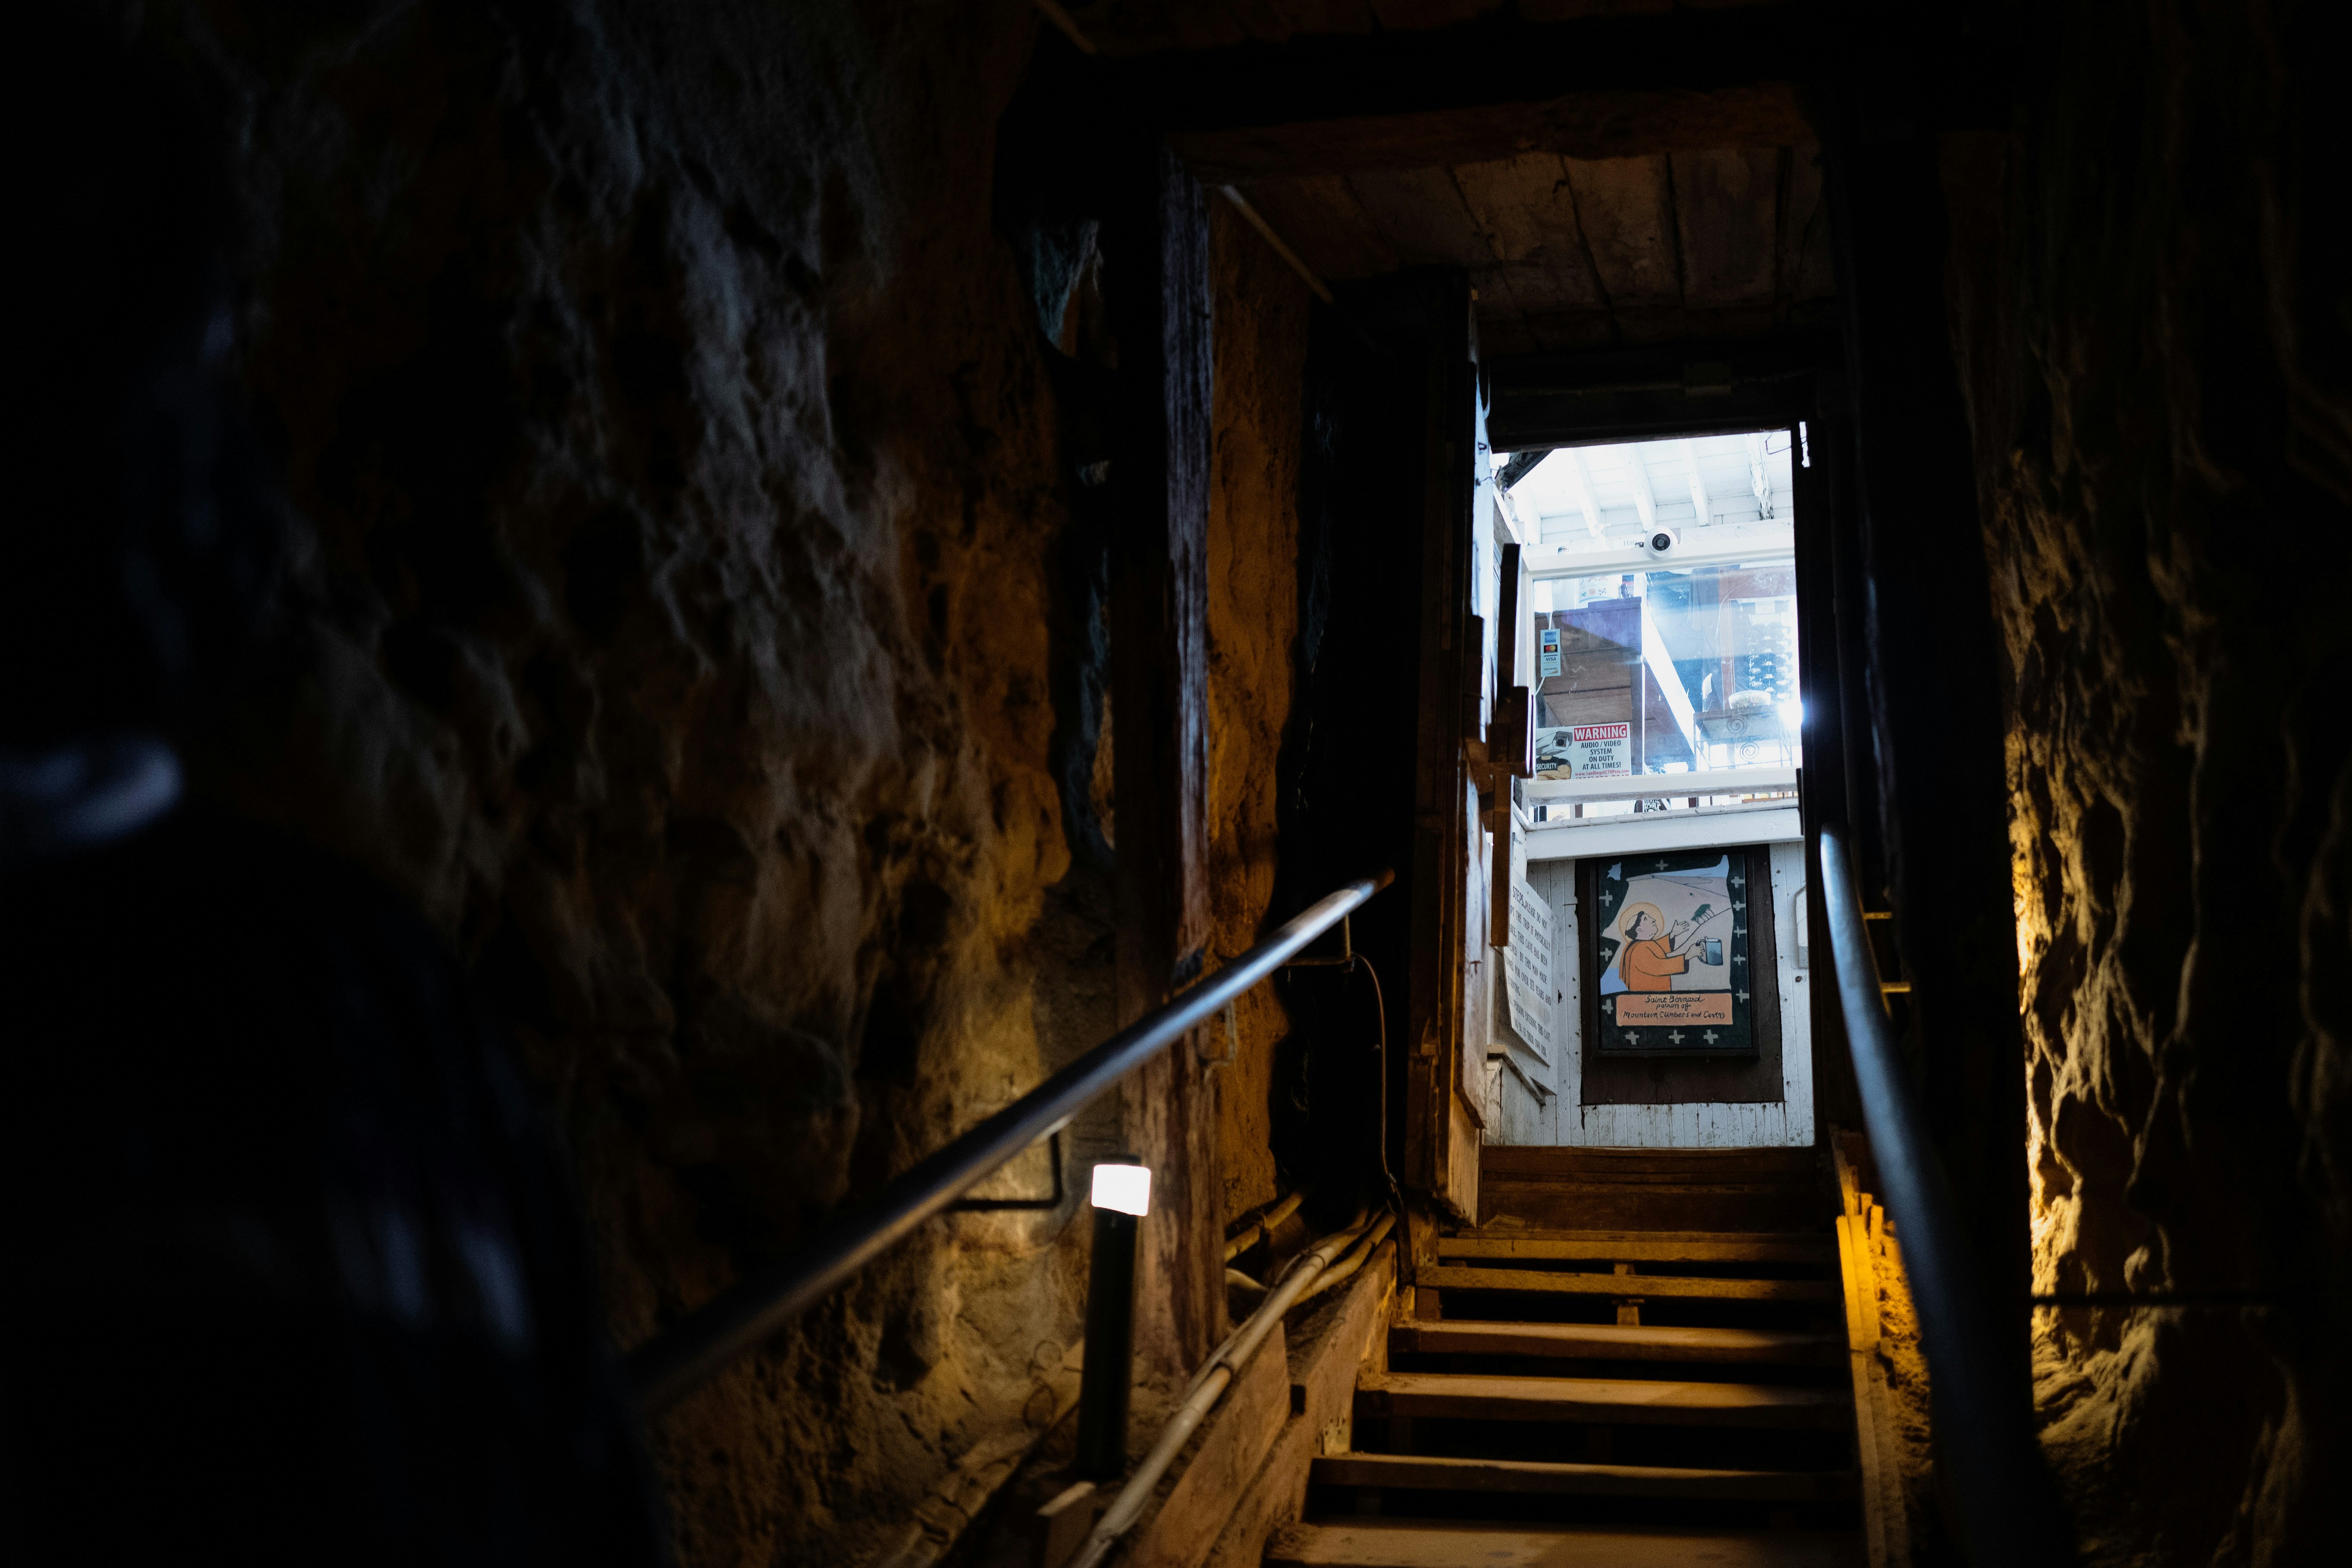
[154,2,1306,1563]
[1205,202,1312,1229]
[1940,3,2352,1563]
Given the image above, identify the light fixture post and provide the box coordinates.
[1075,1155,1149,1479]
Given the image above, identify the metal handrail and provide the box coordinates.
[1818,825,2069,1565]
[626,869,1396,1415]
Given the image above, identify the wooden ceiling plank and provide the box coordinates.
[1452,154,1609,318]
[1671,146,1780,310]
[1520,0,1680,16]
[1222,0,1301,44]
[1678,305,1779,339]
[1171,88,1810,183]
[1780,141,1836,303]
[1478,309,1540,359]
[1369,0,1505,28]
[1563,155,1681,310]
[1344,166,1496,268]
[1522,310,1620,353]
[1610,304,1697,343]
[1142,4,1803,131]
[1264,1,1383,36]
[1236,174,1400,279]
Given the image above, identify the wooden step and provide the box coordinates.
[1422,1265,1838,1303]
[1357,1372,1851,1429]
[1477,1183,1822,1235]
[1312,1451,1858,1502]
[1267,1518,1861,1566]
[1481,1146,1821,1182]
[1440,1231,1833,1265]
[1393,1320,1843,1366]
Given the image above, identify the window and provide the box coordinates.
[1498,430,1800,820]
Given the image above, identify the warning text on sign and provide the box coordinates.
[1569,721,1630,779]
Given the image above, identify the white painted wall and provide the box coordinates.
[1487,836,1813,1148]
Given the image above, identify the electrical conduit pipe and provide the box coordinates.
[1064,1208,1380,1568]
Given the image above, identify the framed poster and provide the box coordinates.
[1578,845,1780,1060]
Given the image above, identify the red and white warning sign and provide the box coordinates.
[1569,722,1631,778]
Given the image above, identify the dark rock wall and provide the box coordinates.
[1942,3,2352,1561]
[146,2,1310,1561]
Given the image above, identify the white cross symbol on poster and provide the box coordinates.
[1703,1030,1721,1044]
[1667,1030,1686,1045]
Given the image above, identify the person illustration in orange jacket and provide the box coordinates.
[1616,902,1698,992]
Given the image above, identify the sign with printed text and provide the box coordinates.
[1586,846,1762,1058]
[1615,991,1733,1025]
[1502,818,1556,1060]
[1505,883,1556,1057]
[1569,722,1630,779]
[1538,625,1562,678]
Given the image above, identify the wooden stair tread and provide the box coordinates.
[1477,1189,1823,1235]
[1440,1233,1834,1264]
[1267,1518,1861,1567]
[1394,1320,1843,1365]
[1423,1265,1837,1302]
[1481,1181,1815,1196]
[1311,1452,1857,1502]
[1481,1147,1820,1179]
[1358,1371,1851,1429]
[1457,1229,1830,1244]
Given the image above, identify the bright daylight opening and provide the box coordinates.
[1495,429,1801,824]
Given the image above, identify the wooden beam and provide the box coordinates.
[1680,436,1713,526]
[1173,88,1812,183]
[1403,271,1479,1216]
[1627,443,1660,534]
[1487,334,1831,452]
[1122,8,1819,180]
[1565,447,1604,539]
[1102,136,1222,1379]
[1789,386,1862,1135]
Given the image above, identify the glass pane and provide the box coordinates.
[1531,560,1801,782]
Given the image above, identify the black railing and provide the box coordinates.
[1818,825,2069,1565]
[627,870,1396,1415]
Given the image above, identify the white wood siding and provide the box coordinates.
[1490,841,1812,1148]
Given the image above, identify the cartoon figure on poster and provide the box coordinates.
[1591,850,1752,1053]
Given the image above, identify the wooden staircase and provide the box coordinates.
[1266,1148,1866,1567]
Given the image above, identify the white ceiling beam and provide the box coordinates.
[1566,447,1605,541]
[1746,431,1774,519]
[1678,438,1711,528]
[1626,447,1658,533]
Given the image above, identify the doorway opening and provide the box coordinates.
[1482,427,1815,1151]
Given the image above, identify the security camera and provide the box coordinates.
[1638,526,1681,556]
